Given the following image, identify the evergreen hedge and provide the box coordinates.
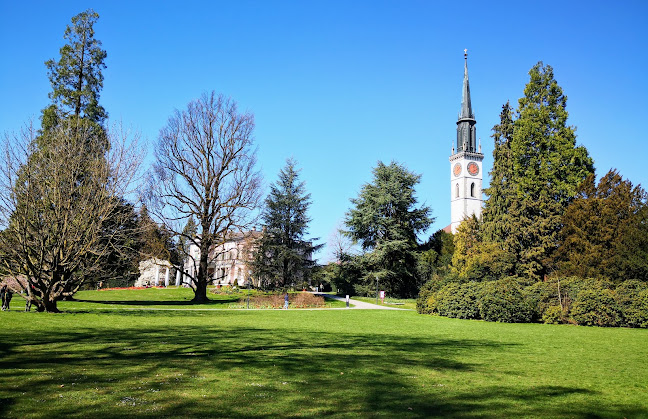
[416,277,648,328]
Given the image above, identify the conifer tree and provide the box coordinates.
[553,170,648,282]
[251,159,322,288]
[345,161,432,297]
[482,101,515,243]
[41,9,107,134]
[480,63,594,283]
[510,63,593,281]
[178,217,198,257]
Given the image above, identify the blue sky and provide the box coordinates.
[1,1,647,262]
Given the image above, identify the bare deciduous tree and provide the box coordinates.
[0,121,142,312]
[148,92,262,303]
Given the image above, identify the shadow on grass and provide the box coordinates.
[0,312,645,418]
[72,297,240,306]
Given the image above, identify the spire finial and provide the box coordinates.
[464,48,467,59]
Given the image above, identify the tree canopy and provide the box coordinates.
[478,63,595,282]
[251,159,322,289]
[345,161,432,297]
[553,170,648,282]
[148,92,262,302]
[41,9,107,134]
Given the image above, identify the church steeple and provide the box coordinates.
[449,50,484,234]
[456,49,477,153]
[460,49,473,119]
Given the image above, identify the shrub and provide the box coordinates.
[525,280,558,322]
[541,305,566,324]
[436,282,481,319]
[416,276,446,314]
[246,294,285,309]
[614,280,648,327]
[572,289,622,327]
[478,278,533,323]
[292,292,326,308]
[623,289,648,328]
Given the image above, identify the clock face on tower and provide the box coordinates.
[453,163,462,177]
[467,162,479,176]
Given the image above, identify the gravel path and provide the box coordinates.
[317,293,407,310]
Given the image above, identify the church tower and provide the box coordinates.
[449,50,483,234]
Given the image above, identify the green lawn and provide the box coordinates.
[0,289,646,418]
[2,288,346,311]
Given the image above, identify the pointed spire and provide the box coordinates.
[455,50,478,154]
[460,49,473,119]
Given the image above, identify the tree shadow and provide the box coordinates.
[0,314,645,418]
[72,297,240,307]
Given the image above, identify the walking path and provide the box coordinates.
[316,293,406,310]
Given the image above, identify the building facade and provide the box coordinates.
[184,231,261,287]
[449,51,484,233]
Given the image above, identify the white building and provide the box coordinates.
[449,50,484,233]
[183,231,261,287]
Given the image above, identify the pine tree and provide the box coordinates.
[345,161,432,297]
[178,217,198,258]
[480,63,594,283]
[482,101,515,243]
[553,170,648,282]
[251,159,322,289]
[510,63,594,281]
[41,9,107,134]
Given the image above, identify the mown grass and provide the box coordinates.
[0,289,646,418]
[0,288,346,311]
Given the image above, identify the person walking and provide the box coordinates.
[1,284,12,311]
[0,284,6,311]
[283,292,289,309]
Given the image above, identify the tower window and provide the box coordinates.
[455,183,459,198]
[471,183,475,197]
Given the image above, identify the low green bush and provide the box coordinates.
[417,274,648,328]
[572,289,622,327]
[541,305,566,324]
[416,275,447,314]
[436,282,481,319]
[478,278,533,323]
[623,289,648,328]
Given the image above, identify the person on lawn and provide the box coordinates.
[0,284,5,311]
[284,292,289,309]
[1,284,12,311]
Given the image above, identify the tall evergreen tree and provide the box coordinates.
[345,161,432,297]
[481,63,594,282]
[482,101,515,243]
[553,170,648,282]
[251,159,322,289]
[511,63,593,281]
[41,9,107,134]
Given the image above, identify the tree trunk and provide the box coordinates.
[43,298,60,313]
[192,239,210,303]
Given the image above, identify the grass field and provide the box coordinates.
[0,289,646,418]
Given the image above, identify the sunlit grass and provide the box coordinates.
[0,288,347,311]
[0,289,646,418]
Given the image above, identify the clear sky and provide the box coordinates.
[1,0,647,262]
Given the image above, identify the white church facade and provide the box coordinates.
[449,51,484,233]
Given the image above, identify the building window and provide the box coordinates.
[455,183,459,198]
[471,182,475,197]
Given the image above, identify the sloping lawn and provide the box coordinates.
[0,291,646,418]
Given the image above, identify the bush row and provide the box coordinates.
[416,277,648,327]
